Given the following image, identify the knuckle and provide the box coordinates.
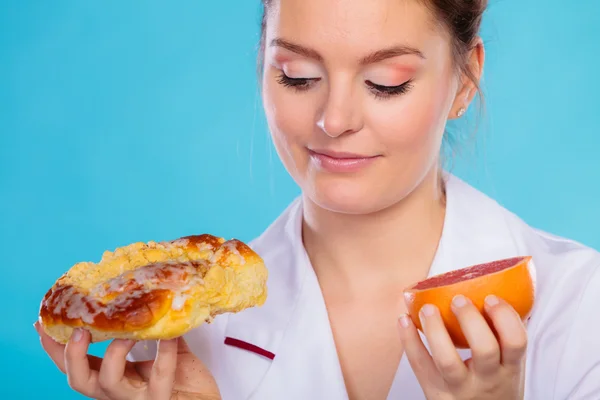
[476,347,499,364]
[437,357,459,374]
[504,343,527,362]
[66,374,87,394]
[505,332,528,353]
[98,373,116,392]
[435,354,468,385]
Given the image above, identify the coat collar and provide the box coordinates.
[429,173,526,277]
[221,173,527,399]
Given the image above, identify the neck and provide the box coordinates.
[302,168,446,292]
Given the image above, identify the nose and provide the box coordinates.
[316,82,363,138]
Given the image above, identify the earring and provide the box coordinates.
[457,107,466,117]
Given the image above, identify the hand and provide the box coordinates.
[35,322,221,400]
[398,295,527,400]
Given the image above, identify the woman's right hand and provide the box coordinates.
[35,322,221,400]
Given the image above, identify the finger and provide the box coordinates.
[135,337,206,384]
[484,295,528,368]
[420,304,469,386]
[147,338,179,400]
[98,338,141,400]
[64,328,105,399]
[177,336,193,354]
[451,295,500,375]
[36,322,67,373]
[398,314,445,390]
[36,322,104,372]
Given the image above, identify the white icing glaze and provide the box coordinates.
[49,260,207,324]
[224,241,246,265]
[165,238,190,249]
[171,292,189,311]
[196,241,215,252]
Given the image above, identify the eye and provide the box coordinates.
[366,80,413,99]
[276,72,320,91]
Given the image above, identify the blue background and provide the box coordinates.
[1,1,599,398]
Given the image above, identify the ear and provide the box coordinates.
[449,37,485,119]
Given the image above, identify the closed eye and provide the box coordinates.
[276,72,413,98]
[366,80,413,99]
[276,73,320,91]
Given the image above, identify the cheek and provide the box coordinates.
[262,73,316,174]
[370,72,455,156]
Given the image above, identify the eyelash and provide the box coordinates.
[276,73,413,99]
[366,80,413,99]
[276,74,317,91]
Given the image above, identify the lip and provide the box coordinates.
[308,148,380,173]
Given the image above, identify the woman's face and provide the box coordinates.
[262,0,467,214]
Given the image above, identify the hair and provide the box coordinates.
[419,0,487,89]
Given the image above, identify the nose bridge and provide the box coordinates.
[317,75,362,137]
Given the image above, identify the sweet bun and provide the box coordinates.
[38,234,268,344]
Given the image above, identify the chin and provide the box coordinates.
[303,175,397,215]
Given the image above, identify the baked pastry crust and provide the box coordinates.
[38,234,268,344]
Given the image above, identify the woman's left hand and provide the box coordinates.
[398,295,527,400]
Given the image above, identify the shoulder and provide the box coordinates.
[497,194,600,310]
[457,178,600,398]
[519,223,600,398]
[447,174,600,294]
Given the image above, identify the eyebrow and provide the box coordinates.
[360,46,425,64]
[269,38,425,64]
[270,38,323,61]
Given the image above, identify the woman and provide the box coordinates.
[36,0,600,398]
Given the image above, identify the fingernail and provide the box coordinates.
[399,314,411,328]
[33,321,40,333]
[485,295,499,307]
[452,294,468,308]
[72,328,83,342]
[420,304,435,317]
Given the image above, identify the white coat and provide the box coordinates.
[128,174,600,399]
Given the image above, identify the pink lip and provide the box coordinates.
[308,149,380,173]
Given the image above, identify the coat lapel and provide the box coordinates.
[218,199,347,399]
[251,241,349,400]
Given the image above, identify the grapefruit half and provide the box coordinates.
[403,256,535,349]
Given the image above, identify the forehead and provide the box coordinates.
[266,0,446,59]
